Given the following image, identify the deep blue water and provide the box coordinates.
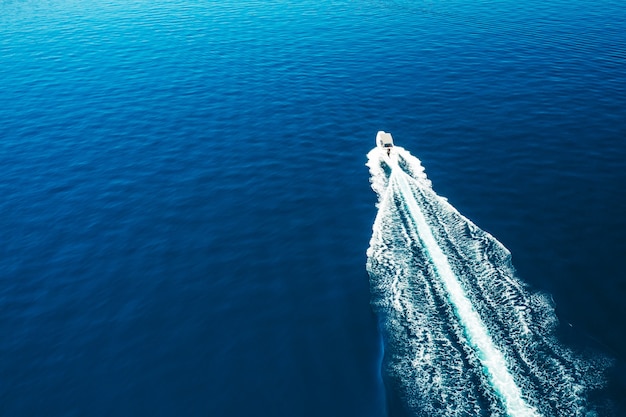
[1,0,625,416]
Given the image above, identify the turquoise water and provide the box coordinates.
[1,0,625,415]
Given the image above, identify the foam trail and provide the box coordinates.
[366,146,607,416]
[392,168,537,417]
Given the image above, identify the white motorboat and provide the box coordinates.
[376,131,394,155]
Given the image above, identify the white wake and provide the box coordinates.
[366,146,606,416]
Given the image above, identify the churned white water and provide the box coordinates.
[366,146,607,416]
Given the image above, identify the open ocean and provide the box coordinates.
[1,0,625,416]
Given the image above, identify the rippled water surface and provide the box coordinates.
[1,0,625,416]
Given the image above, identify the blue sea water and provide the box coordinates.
[1,0,625,416]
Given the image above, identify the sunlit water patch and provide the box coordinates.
[366,145,608,416]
